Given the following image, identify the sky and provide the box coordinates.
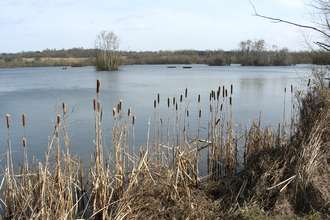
[0,0,314,53]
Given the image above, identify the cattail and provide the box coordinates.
[209,93,212,101]
[57,114,61,124]
[230,96,232,105]
[167,97,170,108]
[93,99,96,111]
[97,79,101,94]
[198,93,201,103]
[180,94,183,102]
[225,89,228,97]
[210,104,213,112]
[223,86,225,97]
[185,88,188,98]
[97,101,101,113]
[128,108,131,117]
[133,116,136,125]
[154,100,157,108]
[220,104,223,111]
[308,78,312,87]
[187,110,189,117]
[217,90,220,100]
[211,89,215,99]
[173,97,176,105]
[176,102,178,111]
[284,87,287,93]
[231,84,233,95]
[62,102,66,114]
[158,93,160,104]
[23,138,26,147]
[100,110,103,122]
[6,114,10,128]
[291,85,293,93]
[22,114,26,127]
[117,104,120,113]
[199,109,202,118]
[113,108,116,117]
[119,100,122,111]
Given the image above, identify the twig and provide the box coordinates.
[267,175,296,191]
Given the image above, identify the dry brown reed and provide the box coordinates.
[3,70,329,219]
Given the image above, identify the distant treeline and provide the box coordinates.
[1,40,330,68]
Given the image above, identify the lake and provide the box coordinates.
[0,64,311,170]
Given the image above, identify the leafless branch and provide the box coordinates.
[249,0,330,40]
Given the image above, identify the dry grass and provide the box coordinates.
[1,66,330,219]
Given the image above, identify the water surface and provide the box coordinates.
[0,64,310,167]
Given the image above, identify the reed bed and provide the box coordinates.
[1,70,329,219]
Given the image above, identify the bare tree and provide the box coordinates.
[94,31,122,71]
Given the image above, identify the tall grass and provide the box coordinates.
[2,73,326,219]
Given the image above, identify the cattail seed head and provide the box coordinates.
[157,93,160,104]
[62,102,66,114]
[128,108,131,117]
[173,97,176,105]
[217,90,220,100]
[22,114,26,127]
[6,114,10,128]
[198,93,201,103]
[187,110,189,117]
[199,109,202,118]
[291,85,293,93]
[185,88,188,98]
[97,79,101,94]
[93,99,96,111]
[231,84,233,95]
[209,93,212,101]
[223,86,225,97]
[284,87,287,93]
[180,94,183,102]
[225,89,228,97]
[176,102,178,111]
[167,97,170,108]
[220,104,223,111]
[119,100,122,111]
[23,138,26,147]
[57,114,61,124]
[308,78,312,87]
[100,110,103,122]
[97,101,101,113]
[230,96,232,106]
[113,108,116,117]
[133,116,136,125]
[154,100,157,108]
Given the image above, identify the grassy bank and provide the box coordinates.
[0,57,93,68]
[1,67,330,219]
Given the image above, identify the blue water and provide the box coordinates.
[0,64,311,169]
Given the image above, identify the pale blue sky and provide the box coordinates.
[0,0,312,53]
